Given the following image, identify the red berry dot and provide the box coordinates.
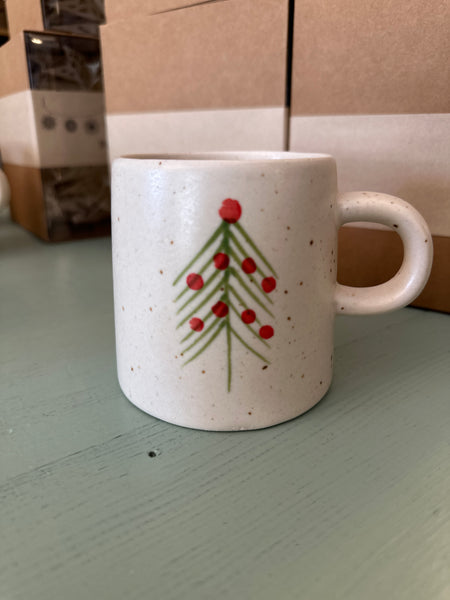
[218,198,242,223]
[213,252,230,270]
[186,273,204,290]
[241,257,256,274]
[261,276,276,293]
[189,317,204,332]
[259,325,274,339]
[212,301,229,318]
[241,309,256,324]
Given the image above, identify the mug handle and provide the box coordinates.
[335,192,433,314]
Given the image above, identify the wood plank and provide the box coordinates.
[1,304,449,598]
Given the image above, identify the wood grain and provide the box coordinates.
[1,219,449,599]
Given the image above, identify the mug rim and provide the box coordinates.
[113,151,334,166]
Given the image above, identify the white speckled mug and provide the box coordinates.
[111,152,433,430]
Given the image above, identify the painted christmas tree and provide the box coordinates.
[173,198,278,391]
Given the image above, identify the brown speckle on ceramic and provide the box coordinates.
[310,240,314,245]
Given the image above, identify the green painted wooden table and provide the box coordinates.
[1,218,449,600]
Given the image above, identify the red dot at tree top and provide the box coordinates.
[241,309,256,324]
[261,276,276,293]
[241,257,256,274]
[213,252,230,270]
[219,198,242,224]
[186,273,204,290]
[189,317,204,332]
[259,325,274,340]
[212,301,229,318]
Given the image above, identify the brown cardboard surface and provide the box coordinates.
[338,227,450,313]
[0,33,29,97]
[105,0,218,22]
[100,0,289,113]
[4,163,49,240]
[291,0,450,115]
[5,0,43,37]
[288,113,450,238]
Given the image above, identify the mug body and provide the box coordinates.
[112,152,338,430]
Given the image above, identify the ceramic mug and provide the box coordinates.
[111,152,432,430]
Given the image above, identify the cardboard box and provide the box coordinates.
[5,0,105,37]
[100,0,290,161]
[289,0,450,312]
[337,228,450,314]
[0,31,110,241]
